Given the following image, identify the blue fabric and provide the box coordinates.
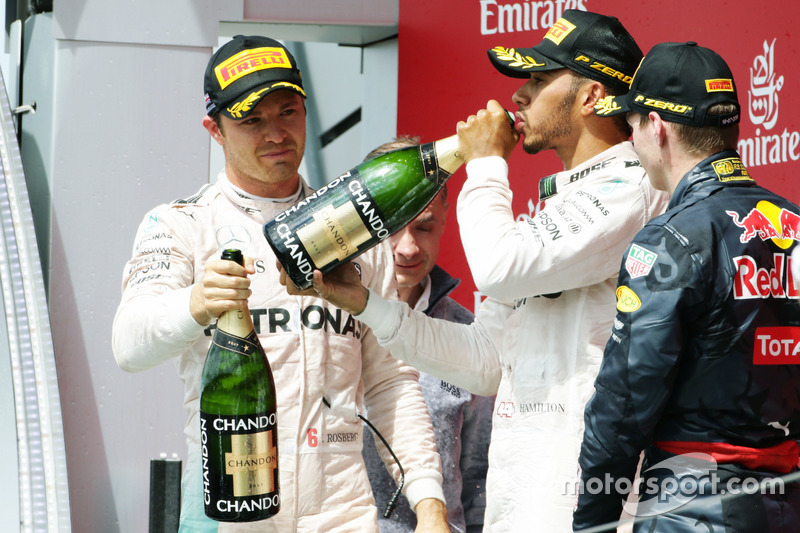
[574,151,800,531]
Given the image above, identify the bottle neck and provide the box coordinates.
[215,308,255,338]
[433,134,463,175]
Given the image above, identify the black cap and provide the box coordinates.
[487,10,642,93]
[204,35,306,120]
[594,42,740,127]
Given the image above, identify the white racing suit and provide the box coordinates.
[112,171,443,532]
[355,142,669,532]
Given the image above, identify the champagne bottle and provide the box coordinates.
[263,133,458,289]
[265,113,514,289]
[199,249,280,521]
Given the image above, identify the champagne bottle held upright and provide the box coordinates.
[200,249,279,521]
[263,133,463,290]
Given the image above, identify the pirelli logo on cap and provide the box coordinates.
[633,93,693,115]
[544,18,576,45]
[215,47,292,89]
[705,78,735,93]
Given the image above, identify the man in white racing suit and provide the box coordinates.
[112,35,448,532]
[280,11,670,532]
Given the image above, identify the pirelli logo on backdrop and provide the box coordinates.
[705,78,735,93]
[544,18,576,45]
[215,47,292,89]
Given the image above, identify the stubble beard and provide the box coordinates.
[521,82,579,155]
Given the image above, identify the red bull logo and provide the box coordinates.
[726,201,800,250]
[733,252,798,299]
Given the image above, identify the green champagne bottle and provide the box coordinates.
[199,249,280,521]
[264,133,463,289]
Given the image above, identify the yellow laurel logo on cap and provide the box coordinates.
[226,83,307,118]
[271,82,306,97]
[490,47,545,69]
[543,18,576,45]
[227,88,269,118]
[616,286,641,313]
[594,96,621,116]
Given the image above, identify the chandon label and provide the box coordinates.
[420,142,452,186]
[211,329,261,358]
[200,411,280,521]
[264,172,389,289]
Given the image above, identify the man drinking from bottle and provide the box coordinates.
[279,10,669,531]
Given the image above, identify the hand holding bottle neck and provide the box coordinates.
[455,101,519,163]
[276,262,369,317]
[191,251,256,326]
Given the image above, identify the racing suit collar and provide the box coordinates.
[538,141,636,201]
[668,150,749,210]
[216,170,313,221]
[424,265,461,314]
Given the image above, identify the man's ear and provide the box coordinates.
[203,115,224,147]
[578,80,605,117]
[649,111,666,146]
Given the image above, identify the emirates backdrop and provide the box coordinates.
[397,0,799,310]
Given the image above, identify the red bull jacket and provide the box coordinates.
[574,150,800,530]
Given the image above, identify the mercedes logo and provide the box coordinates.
[216,225,252,251]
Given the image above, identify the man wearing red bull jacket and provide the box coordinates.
[794,247,800,293]
[574,42,800,532]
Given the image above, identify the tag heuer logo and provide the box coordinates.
[625,244,657,278]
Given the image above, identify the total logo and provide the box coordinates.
[738,38,800,168]
[753,327,800,365]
